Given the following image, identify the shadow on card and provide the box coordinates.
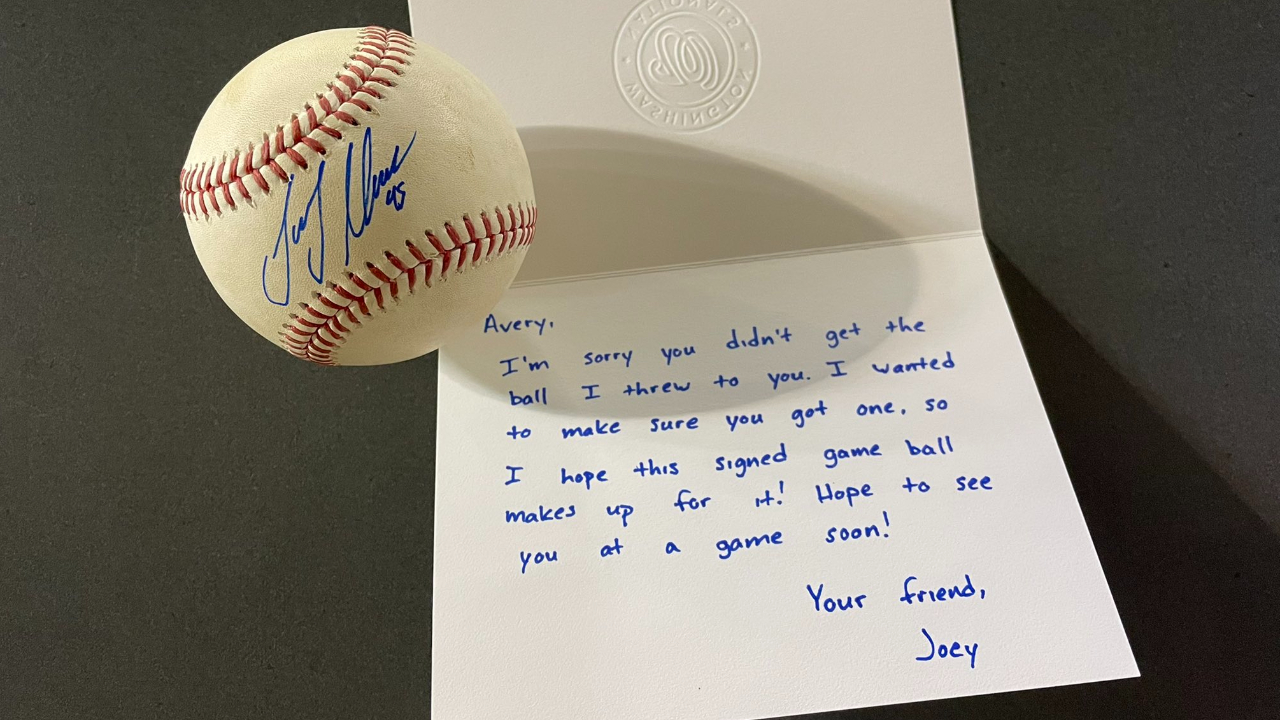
[513,126,901,283]
[445,126,917,417]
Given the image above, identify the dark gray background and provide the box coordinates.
[2,1,1277,718]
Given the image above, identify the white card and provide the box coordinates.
[413,1,1138,717]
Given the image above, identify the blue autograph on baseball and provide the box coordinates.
[262,126,416,306]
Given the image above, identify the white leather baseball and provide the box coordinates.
[180,27,535,366]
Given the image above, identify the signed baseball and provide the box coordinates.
[180,27,535,365]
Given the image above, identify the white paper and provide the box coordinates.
[412,0,982,282]
[414,1,1138,717]
[432,236,1137,719]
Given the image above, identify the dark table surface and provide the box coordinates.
[3,1,1277,718]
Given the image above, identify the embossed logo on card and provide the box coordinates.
[614,0,760,132]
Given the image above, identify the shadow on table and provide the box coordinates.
[792,250,1280,720]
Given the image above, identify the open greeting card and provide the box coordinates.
[411,1,1138,717]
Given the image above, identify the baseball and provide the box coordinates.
[179,27,536,366]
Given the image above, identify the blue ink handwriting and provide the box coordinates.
[755,480,784,507]
[504,505,576,524]
[650,416,699,432]
[606,504,634,528]
[505,465,523,486]
[624,380,691,396]
[815,482,873,507]
[900,574,986,605]
[499,356,550,376]
[660,345,696,365]
[344,126,415,264]
[806,583,867,613]
[584,350,633,367]
[509,387,548,406]
[825,322,862,349]
[725,413,764,432]
[856,401,902,417]
[902,476,931,493]
[726,326,792,349]
[916,628,978,669]
[885,316,926,333]
[791,400,828,429]
[716,531,783,560]
[825,511,891,543]
[263,162,327,306]
[674,489,711,512]
[956,475,992,491]
[715,443,788,478]
[767,369,809,390]
[822,444,883,468]
[633,459,679,477]
[484,315,554,334]
[520,550,558,574]
[561,467,608,490]
[905,436,955,456]
[561,420,622,439]
[871,351,955,375]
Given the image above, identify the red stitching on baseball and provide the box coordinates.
[424,231,449,256]
[281,204,537,365]
[178,27,411,218]
[367,263,393,284]
[445,223,464,246]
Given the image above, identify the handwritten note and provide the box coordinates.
[433,234,1138,719]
